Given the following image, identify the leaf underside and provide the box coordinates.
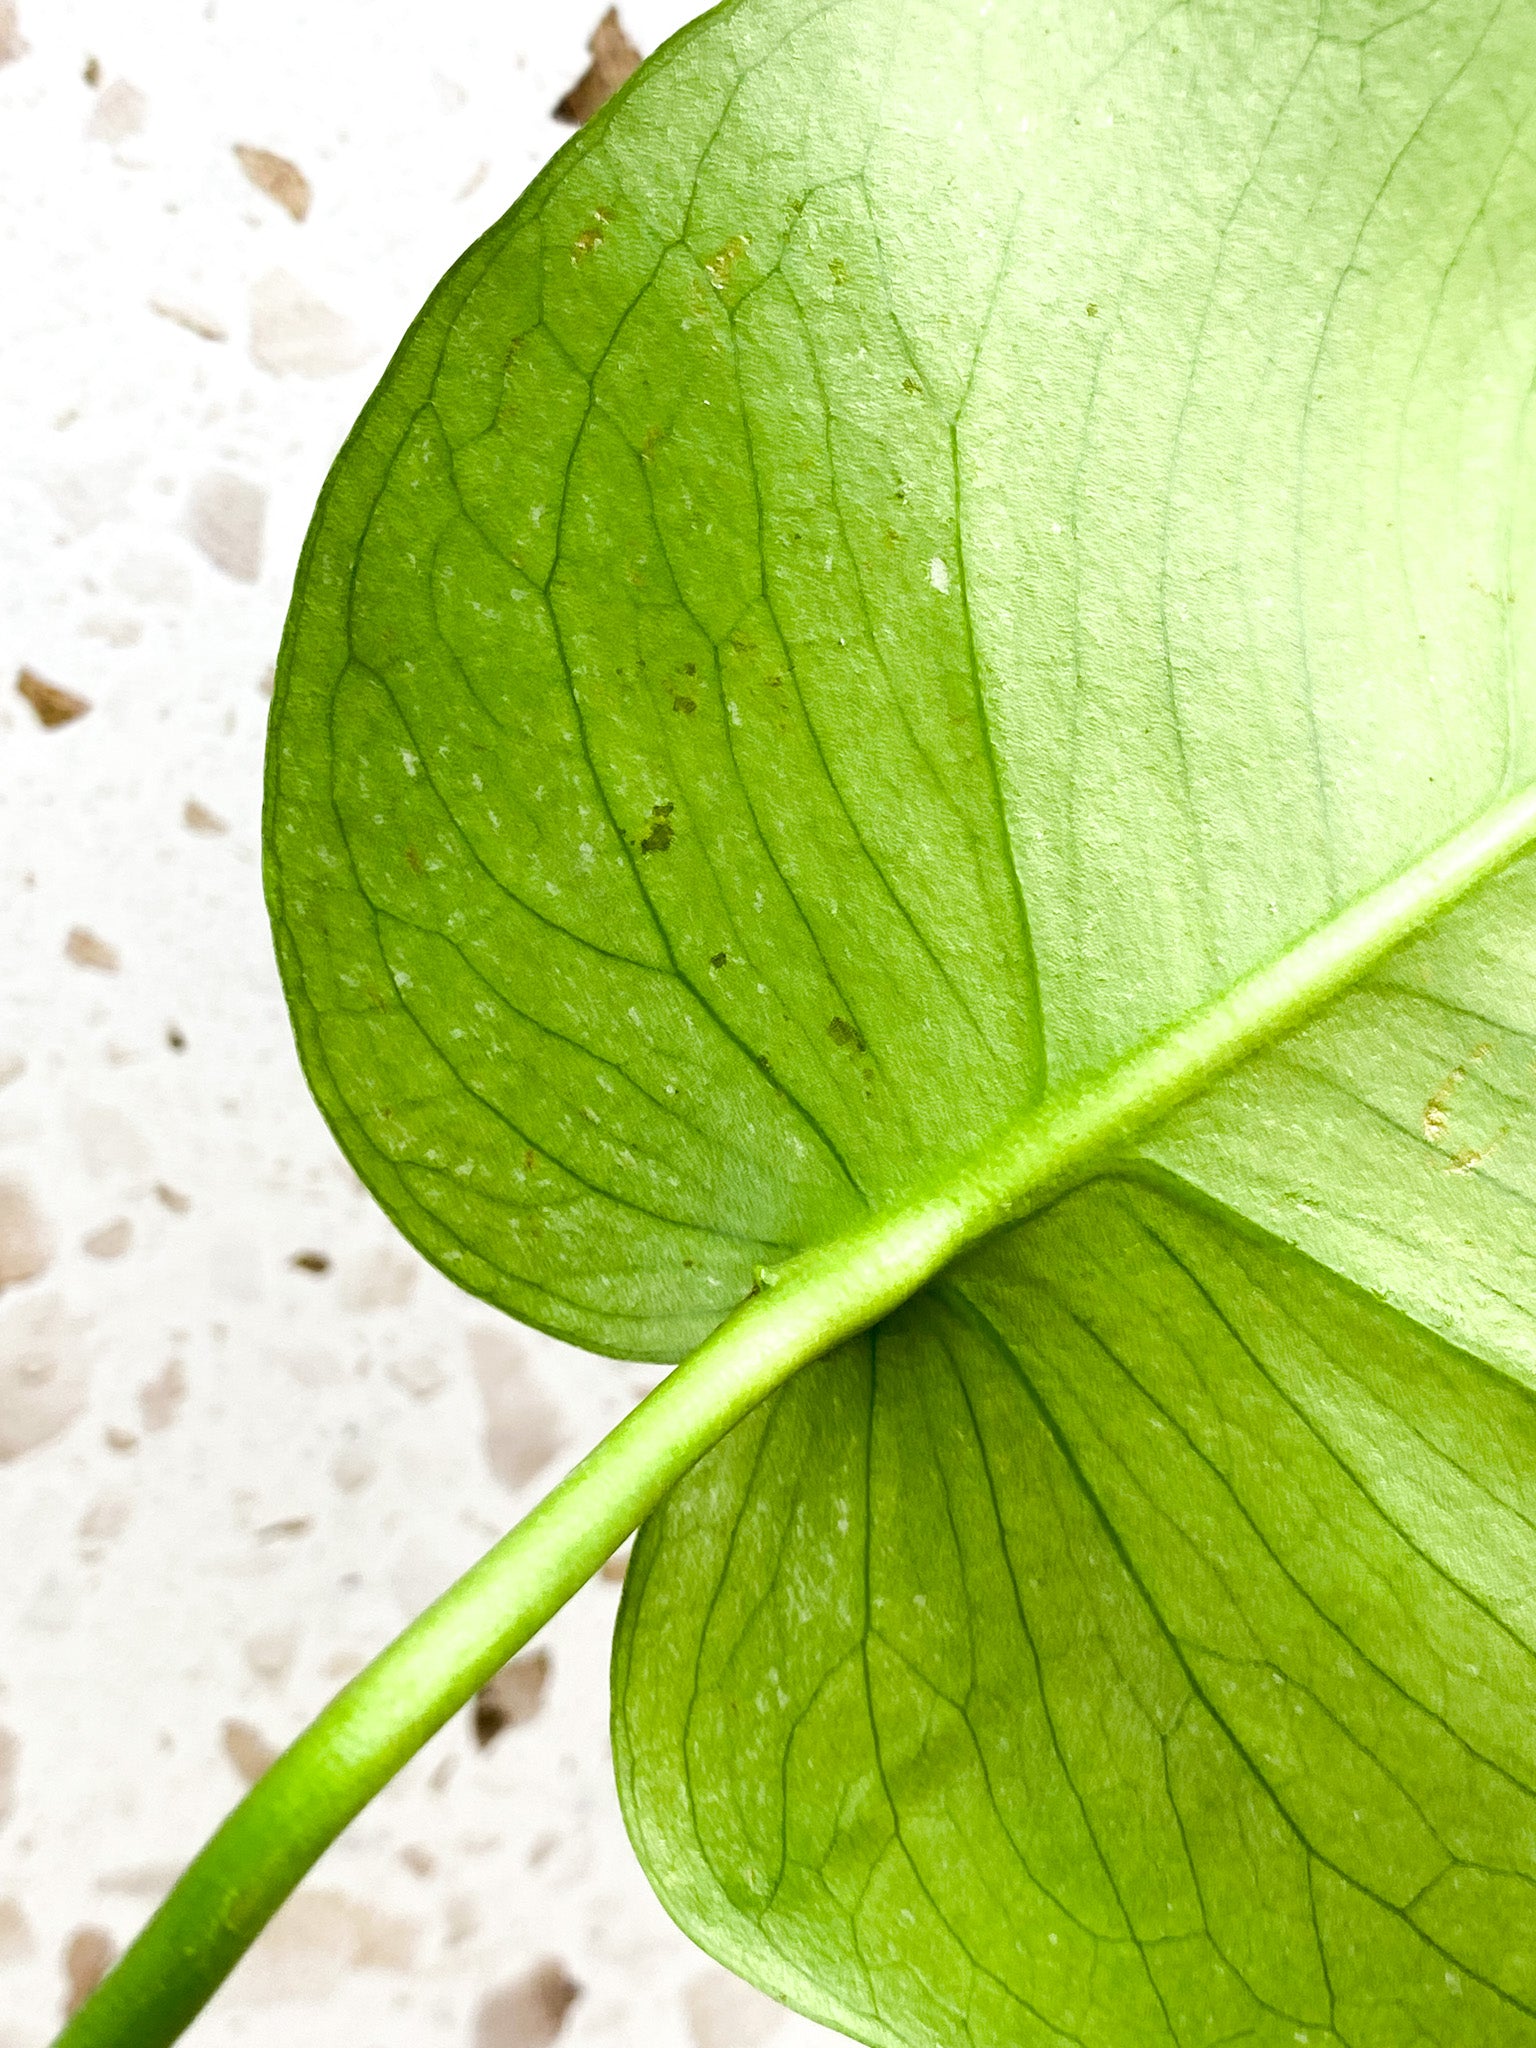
[264,0,1536,2039]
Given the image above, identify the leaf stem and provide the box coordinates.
[55,781,1536,2048]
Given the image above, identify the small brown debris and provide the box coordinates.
[475,1958,582,2048]
[234,144,312,222]
[221,1718,280,1786]
[244,1626,298,1685]
[338,1245,417,1311]
[469,1327,563,1490]
[63,1926,120,2018]
[290,1249,330,1274]
[684,1967,787,2048]
[0,1180,52,1292]
[249,269,367,379]
[150,299,227,343]
[389,1353,445,1401]
[0,1297,89,1461]
[399,1844,436,1878]
[166,1025,187,1052]
[330,1441,375,1493]
[237,1889,419,2001]
[78,1488,131,1544]
[104,1425,137,1453]
[154,1183,191,1214]
[0,1726,17,1827]
[256,1515,313,1542]
[473,1649,551,1746]
[86,79,145,144]
[0,1897,33,1964]
[553,8,641,125]
[186,471,265,582]
[138,1359,186,1434]
[81,54,99,86]
[82,1217,132,1261]
[17,668,90,728]
[183,798,228,835]
[599,1544,630,1584]
[65,927,119,972]
[0,4,28,65]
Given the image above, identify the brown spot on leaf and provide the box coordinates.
[222,1718,279,1787]
[65,926,119,972]
[704,235,750,290]
[553,9,640,124]
[475,1958,582,2048]
[404,844,423,874]
[474,1649,550,1746]
[708,951,727,970]
[672,694,697,715]
[0,1180,52,1292]
[183,799,228,835]
[17,668,90,727]
[63,1927,119,2018]
[234,144,312,221]
[640,802,675,853]
[290,1250,330,1274]
[827,1016,867,1055]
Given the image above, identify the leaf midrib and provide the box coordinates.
[676,779,1536,1456]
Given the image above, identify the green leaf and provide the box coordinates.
[262,0,1536,2038]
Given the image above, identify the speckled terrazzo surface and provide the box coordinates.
[0,6,841,2042]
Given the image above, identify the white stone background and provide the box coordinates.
[0,4,843,2044]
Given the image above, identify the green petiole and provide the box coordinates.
[55,780,1536,2047]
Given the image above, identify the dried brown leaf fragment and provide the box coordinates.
[234,143,311,222]
[553,8,641,125]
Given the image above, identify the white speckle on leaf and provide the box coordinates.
[929,557,950,594]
